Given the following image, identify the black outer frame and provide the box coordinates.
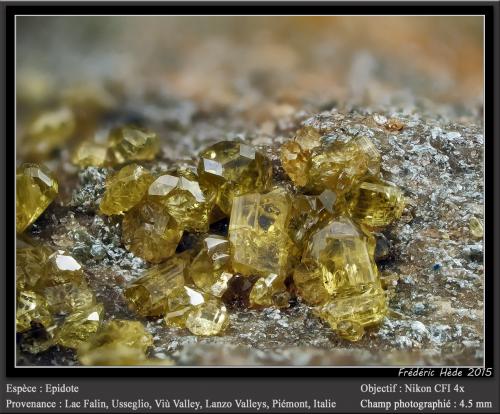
[3,1,498,379]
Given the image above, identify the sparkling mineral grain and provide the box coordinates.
[349,180,405,229]
[122,199,183,263]
[314,286,387,341]
[189,235,233,297]
[197,141,272,214]
[185,299,229,336]
[229,189,293,277]
[16,246,52,291]
[16,164,59,233]
[107,126,160,165]
[55,303,104,349]
[124,255,187,316]
[99,164,154,215]
[294,126,322,151]
[77,320,153,366]
[148,168,212,232]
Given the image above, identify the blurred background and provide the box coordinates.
[17,16,483,123]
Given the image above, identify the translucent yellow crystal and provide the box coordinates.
[16,164,58,233]
[197,141,272,214]
[229,189,293,277]
[107,126,160,165]
[349,180,405,229]
[469,216,483,239]
[71,141,108,168]
[122,199,183,263]
[185,299,229,336]
[301,216,378,300]
[124,255,187,316]
[55,304,104,349]
[148,168,212,232]
[189,235,233,297]
[354,136,381,176]
[16,290,53,332]
[249,273,289,308]
[307,135,379,195]
[164,286,206,328]
[314,286,387,341]
[280,141,310,187]
[16,246,52,291]
[77,320,153,366]
[35,250,95,314]
[23,107,75,158]
[99,164,154,215]
[293,263,333,305]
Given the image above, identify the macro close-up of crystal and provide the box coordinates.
[15,16,484,366]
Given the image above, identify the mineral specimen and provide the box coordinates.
[349,180,406,229]
[16,164,59,233]
[71,141,108,168]
[280,140,309,187]
[300,216,379,298]
[124,255,187,316]
[189,235,234,297]
[185,299,229,336]
[107,126,160,165]
[469,216,483,239]
[229,188,293,277]
[249,273,289,308]
[23,107,76,159]
[164,286,206,328]
[197,141,272,214]
[99,164,154,215]
[55,304,104,349]
[148,167,212,232]
[16,290,53,332]
[121,199,183,263]
[314,286,387,341]
[77,320,153,366]
[16,246,52,290]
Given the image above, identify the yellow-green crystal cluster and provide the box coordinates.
[16,164,59,233]
[16,247,103,351]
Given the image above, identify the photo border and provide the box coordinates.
[3,1,498,378]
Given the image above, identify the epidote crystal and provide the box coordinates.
[77,320,153,366]
[185,299,229,336]
[307,135,380,195]
[124,255,187,316]
[16,164,59,233]
[189,235,233,297]
[314,286,387,341]
[229,189,293,277]
[107,126,160,165]
[55,304,104,349]
[197,141,272,214]
[122,199,183,263]
[249,273,289,308]
[280,140,310,187]
[72,141,108,168]
[99,164,154,216]
[148,168,212,232]
[16,291,53,332]
[23,107,76,159]
[349,180,405,229]
[298,217,379,302]
[164,286,206,328]
[16,246,52,291]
